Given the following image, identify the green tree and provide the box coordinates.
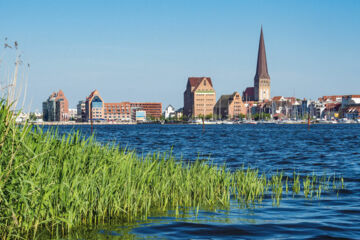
[238,113,246,120]
[205,113,213,120]
[29,113,37,121]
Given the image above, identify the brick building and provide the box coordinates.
[83,90,162,122]
[130,102,162,119]
[104,102,132,121]
[183,77,216,118]
[42,90,69,122]
[213,92,246,119]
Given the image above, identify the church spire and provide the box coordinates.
[255,26,270,79]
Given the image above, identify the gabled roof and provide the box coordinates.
[48,90,67,102]
[272,96,284,101]
[319,95,343,102]
[188,77,213,89]
[215,92,240,108]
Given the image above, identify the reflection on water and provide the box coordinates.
[41,124,360,239]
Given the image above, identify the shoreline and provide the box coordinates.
[26,121,360,126]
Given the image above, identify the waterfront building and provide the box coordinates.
[76,100,86,122]
[130,102,162,119]
[85,90,104,122]
[42,90,69,122]
[83,90,161,122]
[213,92,246,120]
[15,112,29,123]
[183,77,216,118]
[322,102,341,120]
[342,106,360,120]
[68,108,77,121]
[104,102,131,122]
[164,105,176,119]
[339,95,360,119]
[175,108,183,119]
[341,95,360,107]
[319,95,343,103]
[270,96,302,119]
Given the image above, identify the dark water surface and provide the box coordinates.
[44,124,360,239]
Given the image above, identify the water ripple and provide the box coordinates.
[45,124,360,239]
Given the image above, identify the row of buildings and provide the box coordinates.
[43,27,360,122]
[182,27,271,120]
[180,27,360,121]
[43,89,162,122]
[246,94,360,120]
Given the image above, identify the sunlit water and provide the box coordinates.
[42,124,360,239]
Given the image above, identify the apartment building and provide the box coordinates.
[42,90,69,122]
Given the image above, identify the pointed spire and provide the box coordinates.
[255,26,270,79]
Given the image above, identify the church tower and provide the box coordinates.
[254,26,271,102]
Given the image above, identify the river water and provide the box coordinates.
[47,124,360,239]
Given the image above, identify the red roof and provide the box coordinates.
[188,77,213,88]
[284,97,296,104]
[272,96,283,101]
[86,90,97,101]
[325,102,341,110]
[319,95,343,102]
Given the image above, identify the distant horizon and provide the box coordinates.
[1,0,359,112]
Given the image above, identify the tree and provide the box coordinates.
[205,113,213,120]
[238,113,246,120]
[29,113,37,121]
[253,113,270,121]
[180,115,188,122]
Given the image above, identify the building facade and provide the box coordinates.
[254,27,271,102]
[183,77,216,118]
[104,102,131,121]
[68,108,77,120]
[213,92,246,119]
[85,90,104,121]
[164,105,175,119]
[42,90,69,122]
[82,90,161,122]
[130,103,162,119]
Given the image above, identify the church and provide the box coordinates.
[243,27,271,102]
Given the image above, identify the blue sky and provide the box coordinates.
[1,0,359,111]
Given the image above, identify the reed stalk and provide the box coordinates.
[0,45,344,239]
[0,103,345,238]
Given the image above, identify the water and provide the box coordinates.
[43,124,360,239]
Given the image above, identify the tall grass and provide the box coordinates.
[0,101,344,239]
[0,43,344,239]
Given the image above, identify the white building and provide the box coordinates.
[68,108,77,120]
[342,95,360,107]
[164,105,175,119]
[15,112,29,123]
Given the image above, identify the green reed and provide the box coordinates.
[0,99,344,239]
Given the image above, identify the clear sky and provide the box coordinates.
[1,0,359,111]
